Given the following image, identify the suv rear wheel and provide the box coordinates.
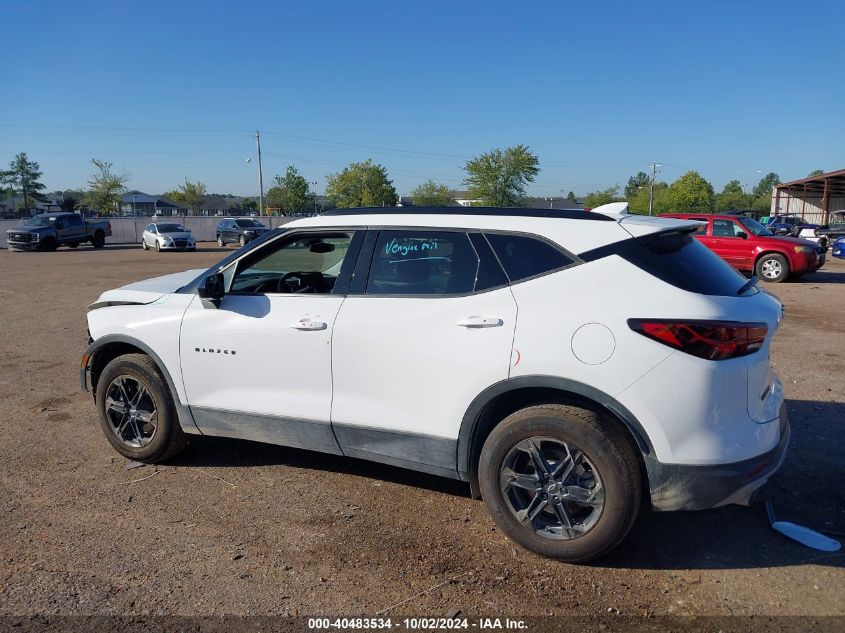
[238,234,246,247]
[217,234,225,247]
[478,404,641,562]
[95,353,188,462]
[755,253,789,283]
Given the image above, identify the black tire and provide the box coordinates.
[478,404,642,562]
[67,242,79,248]
[755,253,789,283]
[92,231,105,248]
[95,353,188,463]
[217,234,225,247]
[141,238,148,250]
[41,237,58,252]
[155,241,161,252]
[238,234,246,247]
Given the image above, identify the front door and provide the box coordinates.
[179,229,359,453]
[709,218,753,270]
[330,229,518,475]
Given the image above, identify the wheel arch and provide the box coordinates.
[82,334,200,434]
[457,376,653,498]
[754,249,791,268]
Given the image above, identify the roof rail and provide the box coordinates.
[320,206,614,221]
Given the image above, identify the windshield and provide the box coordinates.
[26,215,56,226]
[738,217,773,237]
[236,219,263,228]
[156,223,188,233]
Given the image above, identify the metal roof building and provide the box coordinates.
[771,169,845,223]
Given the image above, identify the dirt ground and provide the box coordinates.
[0,243,842,620]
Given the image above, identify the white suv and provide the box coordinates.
[81,204,789,561]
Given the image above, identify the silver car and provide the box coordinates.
[141,222,196,252]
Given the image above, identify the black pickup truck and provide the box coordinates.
[6,212,112,251]
[815,211,845,245]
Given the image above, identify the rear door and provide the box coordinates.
[330,229,517,475]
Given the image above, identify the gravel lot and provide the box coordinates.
[0,243,843,619]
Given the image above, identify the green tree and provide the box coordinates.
[663,170,714,213]
[807,169,824,177]
[716,179,752,211]
[751,172,780,212]
[584,185,623,208]
[325,159,398,208]
[83,159,128,215]
[266,166,312,213]
[463,145,540,206]
[410,180,454,206]
[238,197,258,212]
[566,190,576,201]
[627,181,669,215]
[166,179,207,215]
[624,171,651,199]
[1,152,48,209]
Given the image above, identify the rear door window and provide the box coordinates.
[366,230,482,295]
[713,219,745,238]
[485,233,574,282]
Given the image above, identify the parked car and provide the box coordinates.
[6,212,111,251]
[815,210,845,245]
[662,213,824,282]
[82,204,789,562]
[832,236,845,259]
[763,214,819,236]
[216,217,270,247]
[141,222,196,252]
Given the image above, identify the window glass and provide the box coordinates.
[737,216,773,237]
[712,219,745,237]
[366,231,479,295]
[145,224,153,232]
[68,214,83,226]
[231,232,351,295]
[468,233,508,291]
[485,233,573,282]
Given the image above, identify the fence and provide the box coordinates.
[1,216,294,249]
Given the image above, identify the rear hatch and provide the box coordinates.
[617,215,784,424]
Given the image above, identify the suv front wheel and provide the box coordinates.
[755,253,789,283]
[478,404,642,562]
[95,353,188,463]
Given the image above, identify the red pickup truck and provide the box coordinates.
[662,213,824,282]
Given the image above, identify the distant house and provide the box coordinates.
[452,190,482,207]
[120,191,186,216]
[522,196,582,209]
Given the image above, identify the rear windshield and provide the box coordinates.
[582,229,750,296]
[635,230,751,296]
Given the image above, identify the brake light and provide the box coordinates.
[628,319,768,360]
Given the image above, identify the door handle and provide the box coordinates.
[457,316,503,328]
[290,317,327,331]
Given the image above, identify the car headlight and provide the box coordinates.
[793,245,813,254]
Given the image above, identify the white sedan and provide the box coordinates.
[141,222,196,252]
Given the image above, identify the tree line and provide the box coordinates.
[1,149,824,216]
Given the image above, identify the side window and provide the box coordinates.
[230,232,352,295]
[366,230,481,296]
[145,224,154,233]
[691,220,708,235]
[485,233,574,282]
[713,220,743,237]
[68,214,83,227]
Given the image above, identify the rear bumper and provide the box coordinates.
[647,404,790,511]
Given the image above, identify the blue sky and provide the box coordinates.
[2,0,843,198]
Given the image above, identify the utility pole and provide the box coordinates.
[254,130,265,215]
[648,162,661,216]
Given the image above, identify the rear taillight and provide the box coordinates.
[628,319,768,360]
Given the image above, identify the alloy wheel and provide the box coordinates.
[761,259,782,279]
[104,375,158,448]
[500,437,604,540]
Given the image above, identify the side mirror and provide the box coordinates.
[737,231,748,239]
[197,272,225,308]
